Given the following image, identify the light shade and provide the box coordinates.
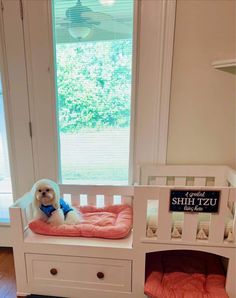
[68,26,91,39]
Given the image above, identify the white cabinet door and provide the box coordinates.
[26,254,132,293]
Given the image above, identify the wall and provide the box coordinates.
[167,0,236,167]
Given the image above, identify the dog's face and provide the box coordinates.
[32,179,60,210]
[35,185,55,206]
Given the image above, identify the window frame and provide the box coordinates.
[22,0,139,185]
[54,1,137,186]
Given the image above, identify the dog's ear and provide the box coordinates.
[31,181,42,214]
[52,200,59,210]
[52,187,60,209]
[49,180,60,209]
[33,196,41,210]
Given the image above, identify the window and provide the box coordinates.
[0,76,13,223]
[52,0,134,185]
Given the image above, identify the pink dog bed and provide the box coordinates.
[29,204,132,239]
[145,250,228,298]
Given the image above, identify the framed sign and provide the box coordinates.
[169,190,220,213]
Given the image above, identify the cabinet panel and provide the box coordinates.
[26,254,132,292]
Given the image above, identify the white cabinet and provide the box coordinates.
[26,254,132,294]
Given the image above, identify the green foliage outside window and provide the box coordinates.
[56,40,132,133]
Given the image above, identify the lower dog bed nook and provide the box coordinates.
[145,250,228,298]
[29,204,132,239]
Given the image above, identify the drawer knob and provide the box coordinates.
[50,268,58,275]
[97,272,104,279]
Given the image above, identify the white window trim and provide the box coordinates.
[133,0,176,182]
[128,0,139,185]
[21,0,59,183]
[155,0,176,164]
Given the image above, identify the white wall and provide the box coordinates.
[167,0,236,167]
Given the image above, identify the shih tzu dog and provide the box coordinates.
[31,179,80,226]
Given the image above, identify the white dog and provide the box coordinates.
[31,179,80,226]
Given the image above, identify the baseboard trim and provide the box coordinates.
[0,225,12,246]
[17,291,30,297]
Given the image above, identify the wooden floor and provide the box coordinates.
[0,247,17,298]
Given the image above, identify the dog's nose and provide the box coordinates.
[42,191,46,196]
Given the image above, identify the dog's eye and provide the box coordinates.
[46,189,50,192]
[38,189,42,192]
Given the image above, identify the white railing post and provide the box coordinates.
[175,177,186,186]
[194,177,206,186]
[208,188,229,243]
[133,186,150,244]
[182,213,198,242]
[157,187,172,241]
[229,187,236,243]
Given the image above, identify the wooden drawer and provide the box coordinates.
[26,254,132,292]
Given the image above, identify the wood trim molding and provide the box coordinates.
[154,0,176,164]
[129,0,140,184]
[21,0,59,182]
[0,226,12,246]
[133,0,176,182]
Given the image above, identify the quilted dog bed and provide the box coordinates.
[145,250,228,298]
[29,204,132,239]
